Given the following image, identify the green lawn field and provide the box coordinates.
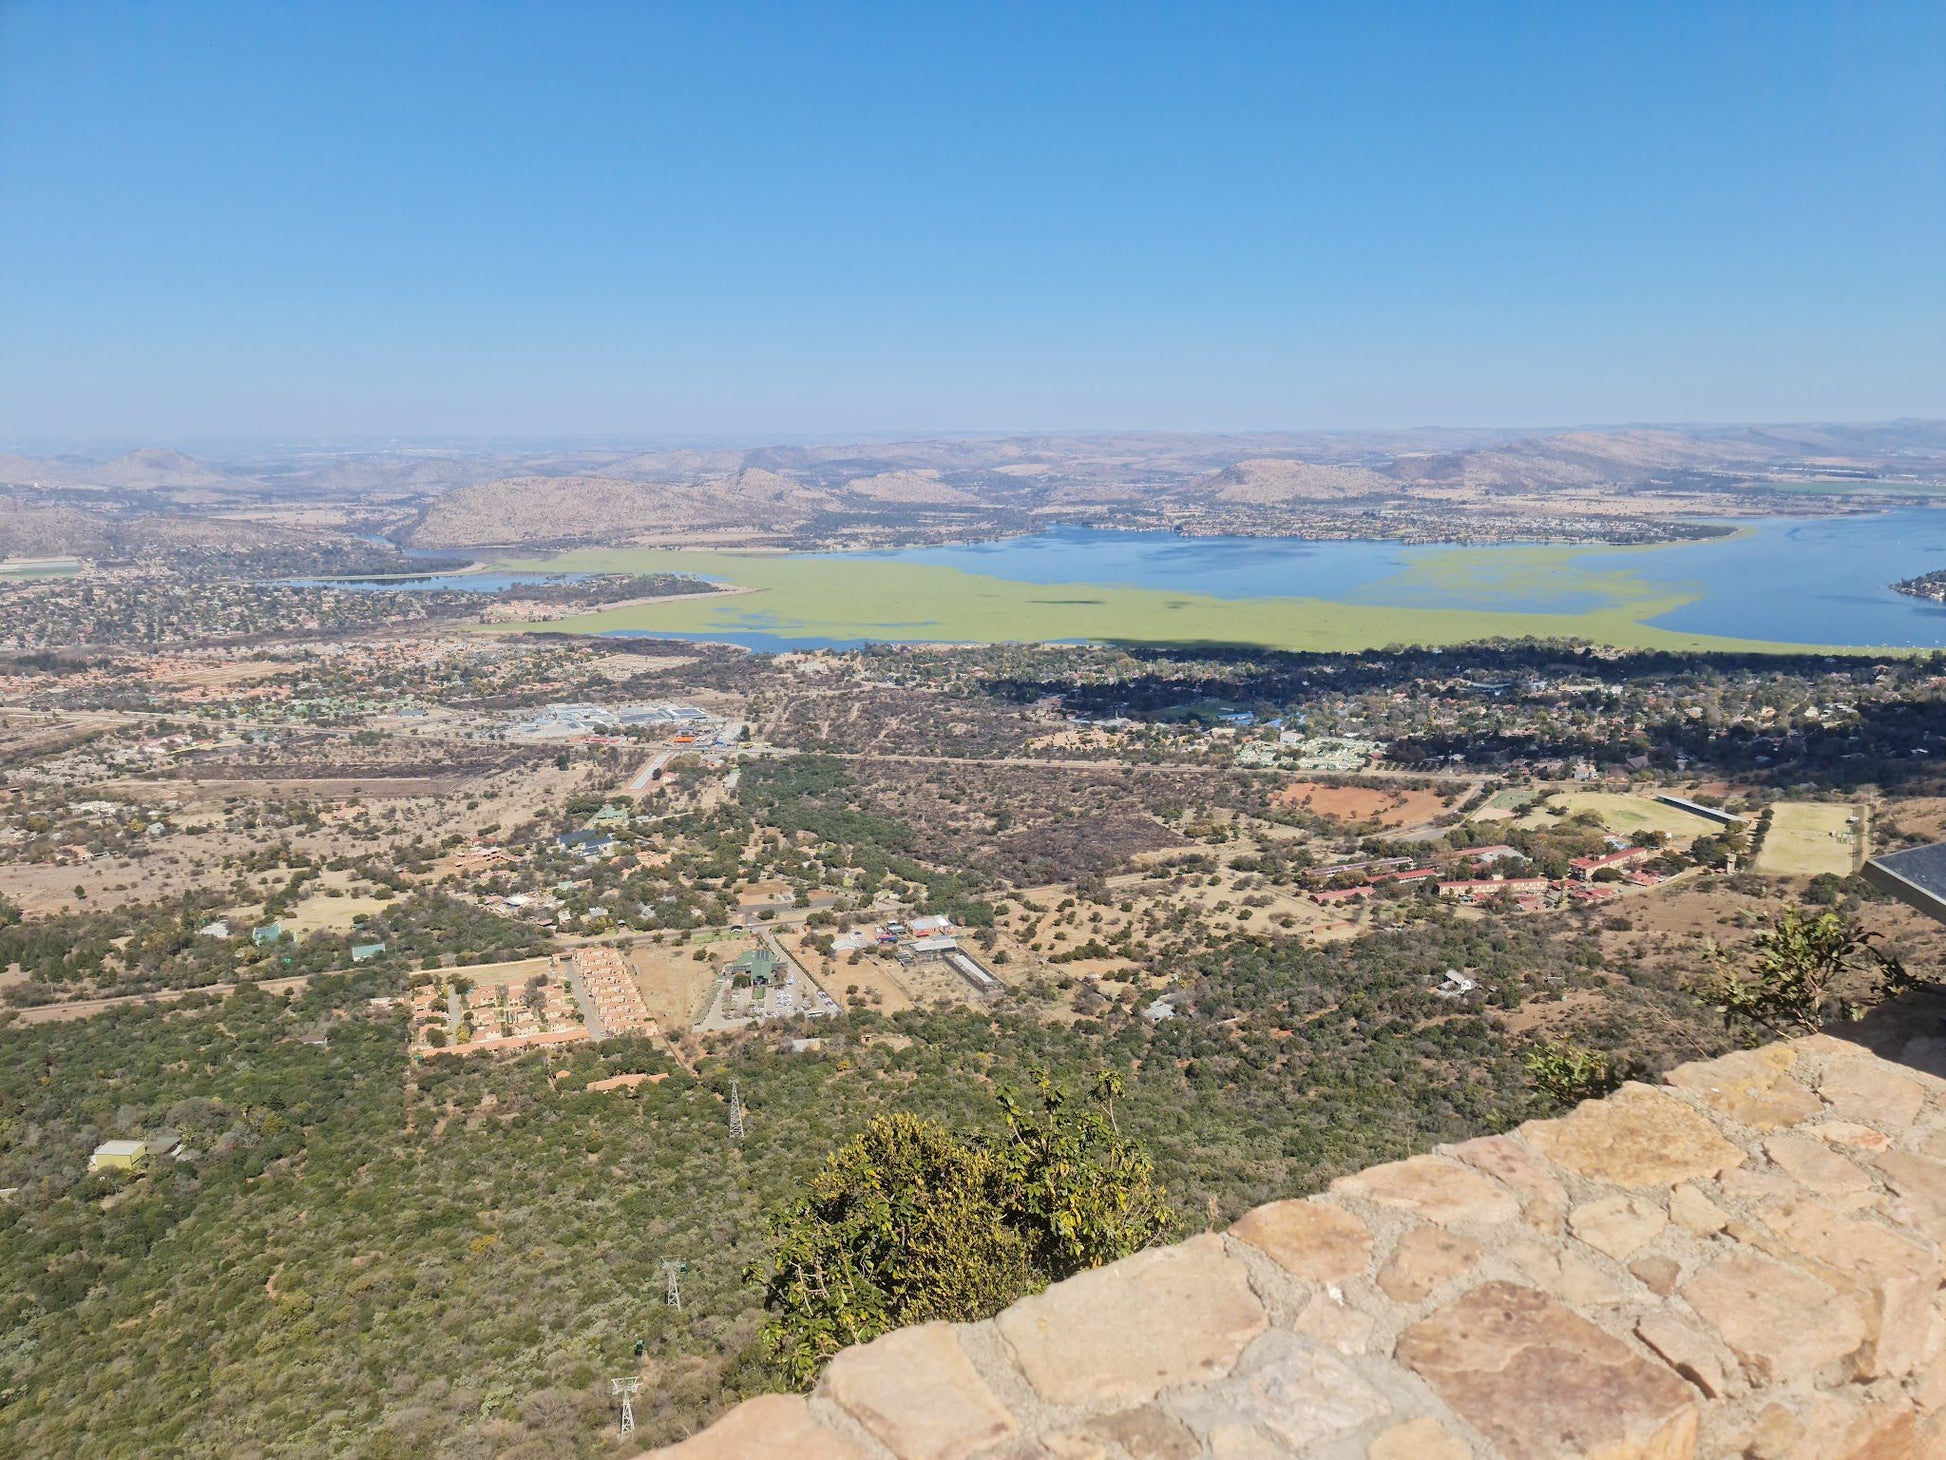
[1753,802,1862,876]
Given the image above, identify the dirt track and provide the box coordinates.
[6,974,313,1025]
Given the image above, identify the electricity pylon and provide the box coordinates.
[611,1377,642,1437]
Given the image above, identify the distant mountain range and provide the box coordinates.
[4,420,1945,556]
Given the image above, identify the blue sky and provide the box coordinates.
[1,1,1942,445]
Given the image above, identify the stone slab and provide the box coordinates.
[1680,1250,1867,1385]
[1396,1280,1697,1460]
[650,1394,869,1460]
[994,1234,1265,1410]
[1366,1416,1472,1460]
[1377,1225,1483,1304]
[1445,1132,1570,1232]
[1819,1059,1927,1128]
[1331,1153,1520,1227]
[821,1321,1017,1460]
[1228,1199,1372,1282]
[1762,1132,1877,1198]
[1167,1331,1389,1453]
[1568,1193,1667,1261]
[1523,1083,1746,1189]
[1663,1045,1819,1129]
[1042,1405,1198,1460]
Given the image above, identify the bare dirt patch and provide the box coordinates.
[1273,780,1449,829]
[627,938,729,1028]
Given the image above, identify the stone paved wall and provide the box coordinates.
[646,1030,1946,1459]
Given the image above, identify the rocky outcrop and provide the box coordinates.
[648,1032,1946,1458]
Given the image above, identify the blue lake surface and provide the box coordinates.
[322,512,1946,650]
[1624,514,1946,646]
[837,512,1946,649]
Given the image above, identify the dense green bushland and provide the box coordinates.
[0,891,549,1006]
[0,909,1722,1455]
[749,1074,1172,1388]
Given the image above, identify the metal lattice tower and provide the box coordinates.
[728,1079,746,1140]
[662,1258,686,1310]
[610,1377,642,1437]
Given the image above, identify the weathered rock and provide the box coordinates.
[1524,1083,1746,1189]
[1668,1183,1731,1236]
[1785,1390,1918,1460]
[1377,1226,1484,1304]
[994,1234,1265,1409]
[1922,1408,1946,1460]
[1813,1119,1893,1152]
[1569,1193,1668,1261]
[1629,1254,1683,1297]
[1366,1415,1472,1460]
[1445,1132,1570,1231]
[651,1394,868,1460]
[1228,1199,1372,1282]
[1504,1235,1629,1306]
[1727,1401,1808,1458]
[1838,1405,1918,1460]
[1873,1149,1946,1238]
[820,1322,1016,1460]
[1664,1045,1820,1130]
[1396,1281,1698,1460]
[1331,1154,1519,1227]
[1746,1194,1944,1378]
[1292,1290,1376,1355]
[1635,1310,1732,1399]
[1681,1251,1867,1384]
[1820,1060,1928,1128]
[1718,1166,1805,1208]
[1206,1425,1288,1460]
[1167,1331,1390,1453]
[1042,1405,1198,1460]
[1763,1132,1877,1199]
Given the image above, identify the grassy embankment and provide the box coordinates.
[489,542,1842,655]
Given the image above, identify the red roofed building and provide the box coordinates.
[1570,847,1651,881]
[1371,867,1439,886]
[1437,877,1550,903]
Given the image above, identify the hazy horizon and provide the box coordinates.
[9,415,1946,466]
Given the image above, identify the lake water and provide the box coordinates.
[841,511,1946,649]
[309,510,1946,651]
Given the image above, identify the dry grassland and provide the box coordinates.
[450,956,556,990]
[1754,802,1862,877]
[1514,791,1722,846]
[627,939,733,1028]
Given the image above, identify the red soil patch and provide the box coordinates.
[1273,780,1450,829]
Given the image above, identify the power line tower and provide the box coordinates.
[610,1377,642,1438]
[728,1079,746,1140]
[662,1258,686,1310]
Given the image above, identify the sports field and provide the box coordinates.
[491,546,1827,655]
[1469,788,1541,822]
[1513,792,1725,846]
[1753,802,1861,877]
